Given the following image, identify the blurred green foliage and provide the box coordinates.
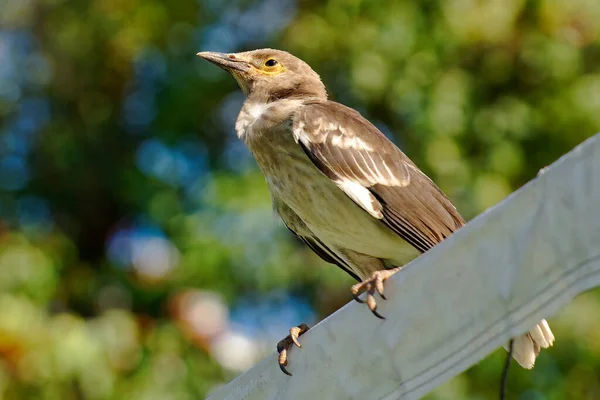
[0,0,599,398]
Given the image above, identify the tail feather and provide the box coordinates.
[528,319,554,349]
[504,319,555,369]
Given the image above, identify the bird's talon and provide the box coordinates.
[352,293,365,303]
[375,276,385,297]
[366,289,386,318]
[371,308,386,319]
[276,323,310,376]
[292,336,302,348]
[351,284,366,303]
[279,360,292,376]
[278,347,292,375]
[351,268,401,318]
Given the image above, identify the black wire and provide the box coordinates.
[500,339,514,400]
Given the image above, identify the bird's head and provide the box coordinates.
[197,48,327,101]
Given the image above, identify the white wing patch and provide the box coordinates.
[294,120,372,150]
[330,130,374,151]
[293,121,410,188]
[336,179,383,219]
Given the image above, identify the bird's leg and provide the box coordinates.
[276,323,310,376]
[351,267,402,319]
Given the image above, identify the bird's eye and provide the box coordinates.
[264,59,278,67]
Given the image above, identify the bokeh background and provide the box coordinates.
[1,0,600,398]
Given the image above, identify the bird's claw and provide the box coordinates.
[352,291,365,303]
[276,323,310,376]
[351,268,401,319]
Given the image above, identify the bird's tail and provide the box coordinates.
[504,319,555,369]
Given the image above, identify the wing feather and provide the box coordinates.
[293,100,465,252]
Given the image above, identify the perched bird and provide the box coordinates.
[197,49,554,375]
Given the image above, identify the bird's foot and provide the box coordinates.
[276,323,310,376]
[351,267,402,319]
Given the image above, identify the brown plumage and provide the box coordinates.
[197,48,554,374]
[293,100,465,253]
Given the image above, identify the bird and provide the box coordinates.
[197,48,555,375]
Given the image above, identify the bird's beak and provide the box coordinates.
[196,51,250,74]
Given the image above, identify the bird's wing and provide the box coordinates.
[292,100,465,253]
